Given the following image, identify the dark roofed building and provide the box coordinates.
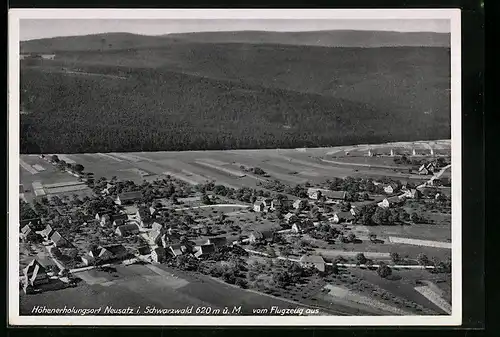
[23,259,50,287]
[115,191,142,205]
[249,230,275,243]
[300,255,326,272]
[205,236,227,248]
[115,223,140,237]
[194,244,216,258]
[49,231,69,247]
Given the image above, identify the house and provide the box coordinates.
[426,162,437,173]
[270,199,290,211]
[103,244,129,260]
[261,198,273,208]
[161,232,181,247]
[194,244,216,259]
[135,207,150,222]
[284,212,299,224]
[20,225,37,242]
[40,224,54,239]
[253,201,265,212]
[151,247,166,263]
[23,259,50,287]
[205,236,227,248]
[330,211,354,224]
[299,255,326,272]
[337,211,355,223]
[20,217,42,229]
[81,255,95,266]
[41,54,56,60]
[377,198,391,208]
[350,207,360,217]
[49,231,68,247]
[114,191,142,205]
[292,199,306,210]
[249,230,275,244]
[95,211,111,222]
[148,230,163,246]
[400,188,421,199]
[115,223,140,237]
[89,246,113,261]
[151,222,164,233]
[418,164,429,175]
[383,185,394,194]
[308,188,346,201]
[291,222,313,234]
[136,246,151,256]
[99,214,112,227]
[113,219,126,228]
[379,196,402,208]
[168,243,193,257]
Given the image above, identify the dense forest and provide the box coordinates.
[19,40,451,154]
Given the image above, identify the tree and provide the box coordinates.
[417,253,430,266]
[74,164,84,173]
[356,253,367,265]
[377,262,392,278]
[51,155,60,163]
[347,233,356,243]
[390,252,401,263]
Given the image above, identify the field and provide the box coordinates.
[20,141,447,204]
[20,263,334,315]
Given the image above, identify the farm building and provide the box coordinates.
[377,199,390,208]
[292,199,306,210]
[249,230,275,244]
[151,247,166,263]
[168,243,193,257]
[205,236,227,248]
[383,185,395,194]
[377,197,402,208]
[350,207,360,216]
[49,231,69,247]
[40,224,54,239]
[113,219,126,228]
[114,191,142,205]
[194,244,216,259]
[284,212,299,224]
[253,201,269,213]
[115,223,140,237]
[23,259,50,287]
[308,188,346,201]
[299,255,326,272]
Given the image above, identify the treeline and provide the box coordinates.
[20,64,450,154]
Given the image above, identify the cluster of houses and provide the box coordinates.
[418,161,439,175]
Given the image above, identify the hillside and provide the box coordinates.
[166,30,450,48]
[20,30,450,53]
[19,33,451,154]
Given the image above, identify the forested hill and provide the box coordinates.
[20,30,450,53]
[165,30,451,48]
[20,34,451,154]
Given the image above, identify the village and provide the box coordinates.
[19,145,453,315]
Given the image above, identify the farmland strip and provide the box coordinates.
[56,154,76,164]
[414,286,452,314]
[194,160,246,178]
[388,237,451,249]
[20,160,37,175]
[95,153,123,162]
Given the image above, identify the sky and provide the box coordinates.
[20,19,450,41]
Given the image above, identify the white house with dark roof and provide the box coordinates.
[205,236,227,248]
[151,246,166,263]
[299,255,326,272]
[115,191,142,205]
[115,223,140,237]
[23,259,49,288]
[194,244,216,259]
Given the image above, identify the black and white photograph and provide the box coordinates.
[8,9,461,326]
